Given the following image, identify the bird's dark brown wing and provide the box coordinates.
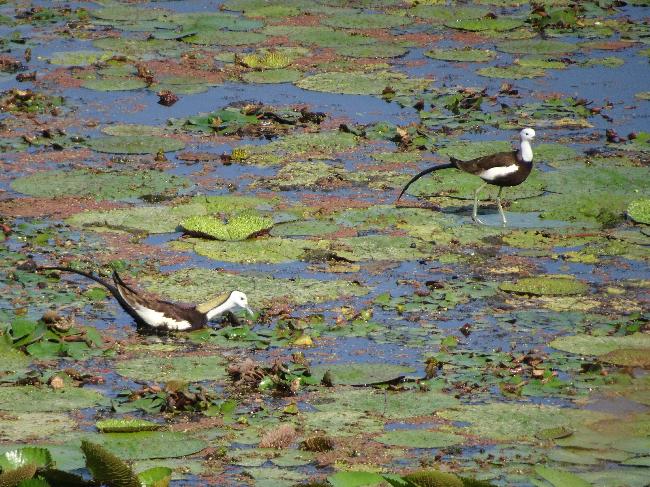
[452,151,519,175]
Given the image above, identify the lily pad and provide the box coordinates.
[497,39,578,54]
[425,48,496,63]
[184,30,267,46]
[410,5,489,22]
[323,12,410,29]
[49,50,112,66]
[180,212,274,241]
[12,169,189,201]
[445,17,524,32]
[477,65,546,79]
[375,430,465,448]
[311,363,415,385]
[499,276,588,296]
[0,413,76,441]
[337,44,409,58]
[87,136,185,154]
[92,6,165,21]
[549,333,650,356]
[438,403,609,441]
[0,386,107,412]
[81,78,148,92]
[535,466,590,487]
[599,349,650,368]
[242,69,302,84]
[115,355,229,382]
[0,447,52,471]
[296,71,430,95]
[313,387,459,418]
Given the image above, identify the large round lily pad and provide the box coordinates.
[438,404,610,441]
[311,363,415,385]
[295,71,429,95]
[313,387,459,418]
[81,78,148,92]
[115,355,229,382]
[92,6,165,21]
[11,169,189,201]
[323,12,410,29]
[0,386,107,412]
[0,413,76,441]
[499,276,588,296]
[497,39,578,54]
[549,333,650,356]
[477,65,546,79]
[98,431,207,460]
[242,69,302,84]
[375,430,465,448]
[87,136,185,154]
[425,48,496,63]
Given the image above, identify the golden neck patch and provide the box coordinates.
[196,293,230,314]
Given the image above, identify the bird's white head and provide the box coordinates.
[520,127,536,141]
[228,290,254,316]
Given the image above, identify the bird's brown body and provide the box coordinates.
[39,267,235,331]
[397,128,537,225]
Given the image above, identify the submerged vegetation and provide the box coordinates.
[0,0,649,486]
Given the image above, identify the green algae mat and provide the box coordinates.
[0,1,649,486]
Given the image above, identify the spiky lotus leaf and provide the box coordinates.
[80,440,140,487]
[95,419,160,433]
[12,478,49,487]
[41,469,94,487]
[180,212,273,241]
[231,148,249,161]
[300,435,335,452]
[459,477,497,487]
[0,464,37,487]
[402,470,464,487]
[240,51,291,69]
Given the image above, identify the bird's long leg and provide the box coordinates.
[496,186,507,226]
[472,182,487,225]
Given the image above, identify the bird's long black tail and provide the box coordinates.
[396,162,455,201]
[37,266,120,301]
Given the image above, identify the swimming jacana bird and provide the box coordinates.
[397,128,536,225]
[39,266,253,331]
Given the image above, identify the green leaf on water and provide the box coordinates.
[0,447,53,471]
[425,48,496,63]
[87,136,185,154]
[81,78,148,92]
[12,169,189,201]
[499,276,588,296]
[0,386,107,413]
[375,430,465,448]
[96,419,161,433]
[535,466,590,487]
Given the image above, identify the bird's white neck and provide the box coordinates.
[519,139,533,163]
[206,298,236,320]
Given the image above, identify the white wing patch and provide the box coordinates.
[479,164,518,182]
[134,305,192,331]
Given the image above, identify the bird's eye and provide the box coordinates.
[240,297,244,301]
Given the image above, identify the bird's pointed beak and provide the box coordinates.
[245,306,254,317]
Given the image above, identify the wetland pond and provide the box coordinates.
[0,1,649,486]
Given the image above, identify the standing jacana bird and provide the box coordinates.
[39,266,254,331]
[397,128,536,225]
